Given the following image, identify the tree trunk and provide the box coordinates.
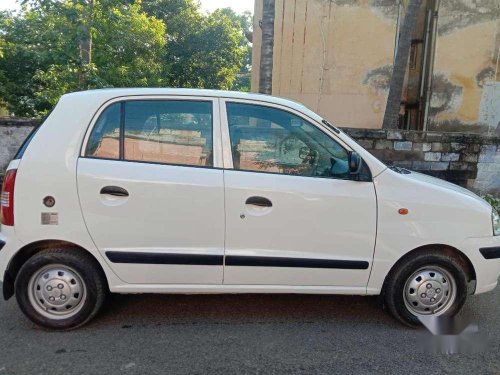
[259,0,275,95]
[78,0,94,89]
[382,0,422,129]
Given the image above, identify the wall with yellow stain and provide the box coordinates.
[428,4,500,132]
[253,0,399,128]
[252,0,500,131]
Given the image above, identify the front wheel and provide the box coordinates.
[383,250,469,327]
[15,248,106,330]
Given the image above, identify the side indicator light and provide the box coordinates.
[398,208,409,215]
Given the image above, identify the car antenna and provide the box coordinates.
[322,119,340,134]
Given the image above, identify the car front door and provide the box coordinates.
[77,96,225,285]
[221,100,377,289]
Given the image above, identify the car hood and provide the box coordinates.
[405,170,491,208]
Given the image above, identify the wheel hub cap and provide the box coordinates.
[403,267,456,316]
[28,265,86,320]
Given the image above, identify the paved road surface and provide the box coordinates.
[0,286,498,374]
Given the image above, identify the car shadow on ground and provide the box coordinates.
[94,293,401,329]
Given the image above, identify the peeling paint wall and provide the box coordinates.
[479,82,500,133]
[252,0,500,131]
[428,1,500,132]
[253,0,399,128]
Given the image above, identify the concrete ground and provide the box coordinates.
[0,286,498,374]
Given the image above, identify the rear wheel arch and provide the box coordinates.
[3,240,108,300]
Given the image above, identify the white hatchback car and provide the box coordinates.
[1,89,499,329]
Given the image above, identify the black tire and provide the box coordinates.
[383,249,468,327]
[15,248,107,330]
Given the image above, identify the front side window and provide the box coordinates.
[226,103,350,179]
[124,100,213,167]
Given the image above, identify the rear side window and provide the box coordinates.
[86,103,121,159]
[85,100,214,168]
[14,126,41,160]
[14,108,56,160]
[124,100,213,167]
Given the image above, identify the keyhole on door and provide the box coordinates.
[240,214,246,219]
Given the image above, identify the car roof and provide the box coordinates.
[62,88,315,118]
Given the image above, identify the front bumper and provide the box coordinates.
[462,236,500,294]
[480,246,500,260]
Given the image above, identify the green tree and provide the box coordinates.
[0,0,165,117]
[216,8,253,92]
[142,0,246,90]
[0,0,251,117]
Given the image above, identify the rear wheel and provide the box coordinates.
[384,250,468,327]
[15,248,106,330]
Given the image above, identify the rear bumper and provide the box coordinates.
[0,228,24,299]
[1,271,14,300]
[0,236,13,299]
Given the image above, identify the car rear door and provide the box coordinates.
[220,99,377,289]
[77,96,225,285]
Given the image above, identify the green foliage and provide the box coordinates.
[141,0,247,91]
[0,1,165,116]
[0,0,250,117]
[216,8,252,92]
[484,194,500,212]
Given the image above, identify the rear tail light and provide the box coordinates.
[1,169,17,226]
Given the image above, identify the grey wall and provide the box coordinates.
[0,119,38,174]
[1,118,499,196]
[343,128,500,195]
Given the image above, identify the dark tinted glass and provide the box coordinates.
[14,126,41,160]
[123,100,213,167]
[85,103,121,159]
[226,103,350,179]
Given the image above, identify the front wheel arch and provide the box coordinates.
[379,244,476,322]
[381,245,476,298]
[3,240,108,300]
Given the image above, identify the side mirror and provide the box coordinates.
[348,151,362,175]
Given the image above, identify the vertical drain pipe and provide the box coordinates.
[394,1,402,64]
[419,7,432,130]
[422,0,440,131]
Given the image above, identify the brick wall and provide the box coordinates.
[1,119,499,196]
[0,118,38,174]
[343,128,500,195]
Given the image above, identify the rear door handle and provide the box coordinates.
[100,186,129,197]
[245,196,272,207]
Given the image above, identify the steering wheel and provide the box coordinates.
[278,135,319,176]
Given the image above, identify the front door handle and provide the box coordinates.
[245,196,272,207]
[100,186,129,197]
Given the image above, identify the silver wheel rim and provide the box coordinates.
[28,264,86,320]
[403,266,457,316]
